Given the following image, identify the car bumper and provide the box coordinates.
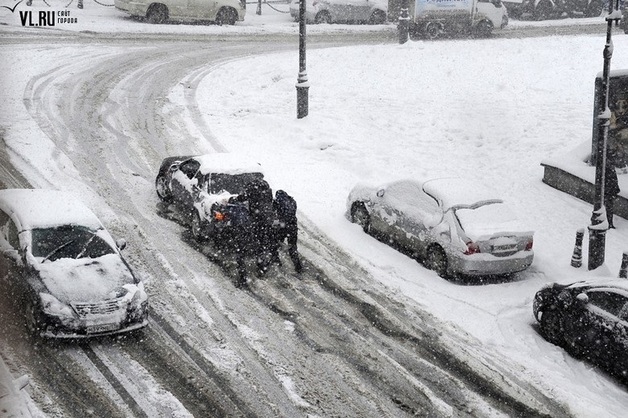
[38,311,149,339]
[450,251,534,276]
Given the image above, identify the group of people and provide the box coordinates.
[230,179,303,287]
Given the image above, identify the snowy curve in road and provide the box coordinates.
[0,32,579,416]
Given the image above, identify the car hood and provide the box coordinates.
[35,253,136,304]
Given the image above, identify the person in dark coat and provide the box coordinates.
[605,156,620,229]
[242,179,276,275]
[273,190,303,273]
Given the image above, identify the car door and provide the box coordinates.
[187,0,218,20]
[366,184,401,240]
[171,158,202,212]
[568,290,625,367]
[352,0,372,20]
[326,0,354,21]
[394,182,440,253]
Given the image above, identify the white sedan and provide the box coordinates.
[346,178,534,279]
[0,189,149,338]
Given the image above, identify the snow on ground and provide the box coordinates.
[2,2,628,417]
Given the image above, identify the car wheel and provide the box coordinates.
[155,175,172,202]
[368,9,387,25]
[315,11,332,24]
[584,0,603,17]
[475,20,492,38]
[351,203,371,234]
[426,245,448,278]
[533,0,552,20]
[539,310,564,345]
[424,21,442,40]
[216,7,238,25]
[146,4,168,24]
[191,212,208,242]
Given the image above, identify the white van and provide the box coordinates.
[114,0,246,25]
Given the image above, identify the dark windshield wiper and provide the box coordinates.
[41,239,76,263]
[76,233,96,259]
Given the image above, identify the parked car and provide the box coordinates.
[0,189,149,339]
[290,0,388,24]
[155,153,264,244]
[290,0,319,22]
[346,178,534,278]
[114,0,246,25]
[533,279,628,382]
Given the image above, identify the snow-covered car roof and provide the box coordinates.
[0,189,103,231]
[565,278,628,293]
[194,153,264,176]
[422,178,503,210]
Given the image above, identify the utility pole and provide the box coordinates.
[589,0,621,270]
[398,0,410,44]
[296,0,309,119]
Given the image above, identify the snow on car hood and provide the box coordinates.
[35,253,136,303]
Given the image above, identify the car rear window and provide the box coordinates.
[210,172,264,194]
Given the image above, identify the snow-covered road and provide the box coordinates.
[0,31,577,417]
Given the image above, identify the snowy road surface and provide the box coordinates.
[0,31,571,417]
[1,7,628,418]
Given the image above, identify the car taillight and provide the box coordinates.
[525,239,533,251]
[464,241,480,255]
[214,211,227,221]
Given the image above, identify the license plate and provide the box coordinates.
[86,323,119,334]
[493,244,516,251]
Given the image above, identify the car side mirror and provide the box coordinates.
[116,239,127,251]
[376,189,385,198]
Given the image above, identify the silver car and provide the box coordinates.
[290,0,387,24]
[346,178,534,279]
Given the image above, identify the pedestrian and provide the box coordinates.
[605,155,620,229]
[273,190,303,273]
[242,178,276,275]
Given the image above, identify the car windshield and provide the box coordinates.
[31,225,115,262]
[210,172,264,194]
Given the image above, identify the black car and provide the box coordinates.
[533,279,628,382]
[155,153,265,244]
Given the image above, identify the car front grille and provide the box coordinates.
[72,300,121,317]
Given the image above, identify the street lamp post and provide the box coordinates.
[296,0,309,119]
[588,0,621,270]
[398,0,410,44]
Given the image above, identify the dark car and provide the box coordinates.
[155,153,264,244]
[0,189,149,338]
[533,279,628,382]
